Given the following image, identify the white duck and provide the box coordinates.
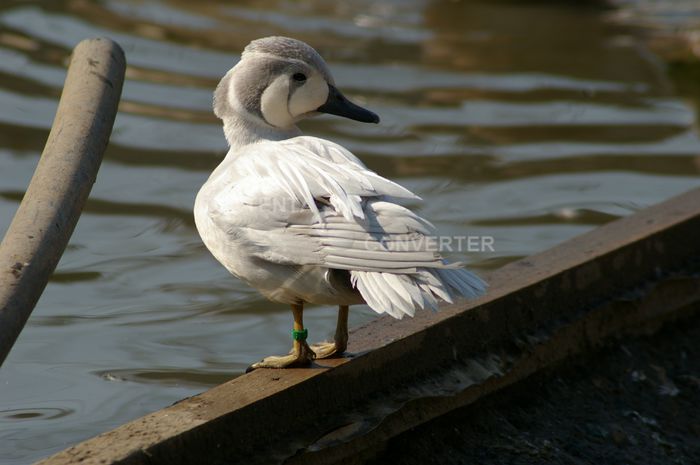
[194,37,486,370]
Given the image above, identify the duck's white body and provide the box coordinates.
[195,134,485,319]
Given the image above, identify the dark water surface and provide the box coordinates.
[1,1,699,463]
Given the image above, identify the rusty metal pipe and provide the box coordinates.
[0,38,125,367]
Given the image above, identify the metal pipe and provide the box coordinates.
[0,38,125,366]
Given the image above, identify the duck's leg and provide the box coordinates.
[312,305,349,359]
[247,303,315,371]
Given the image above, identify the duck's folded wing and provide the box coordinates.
[283,200,443,273]
[241,199,486,318]
[234,197,439,271]
[233,136,419,221]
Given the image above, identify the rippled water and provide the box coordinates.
[1,1,699,463]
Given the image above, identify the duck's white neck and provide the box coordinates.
[222,115,302,152]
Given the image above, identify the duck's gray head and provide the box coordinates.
[214,36,379,129]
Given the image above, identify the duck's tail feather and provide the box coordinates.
[350,267,486,319]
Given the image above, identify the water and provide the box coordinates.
[0,1,699,463]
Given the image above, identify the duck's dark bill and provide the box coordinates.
[317,85,380,124]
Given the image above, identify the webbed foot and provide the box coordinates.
[246,340,315,372]
[311,341,342,359]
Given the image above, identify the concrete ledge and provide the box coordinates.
[38,187,700,465]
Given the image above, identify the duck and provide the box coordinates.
[194,36,486,370]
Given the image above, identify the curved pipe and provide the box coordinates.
[0,38,125,366]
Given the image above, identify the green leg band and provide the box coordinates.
[292,328,308,341]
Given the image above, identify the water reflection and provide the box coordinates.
[0,1,698,464]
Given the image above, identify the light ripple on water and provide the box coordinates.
[0,7,234,78]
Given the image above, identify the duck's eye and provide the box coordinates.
[292,73,307,82]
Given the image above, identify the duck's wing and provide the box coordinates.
[242,198,486,319]
[209,137,485,318]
